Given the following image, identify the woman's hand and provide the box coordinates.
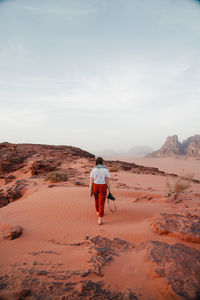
[90,190,94,197]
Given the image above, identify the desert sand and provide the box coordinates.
[0,152,200,299]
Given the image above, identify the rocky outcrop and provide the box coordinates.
[152,213,200,243]
[0,278,138,300]
[31,160,61,176]
[0,235,138,300]
[147,134,200,157]
[147,135,183,157]
[145,241,200,300]
[182,135,200,157]
[106,160,176,176]
[87,235,134,276]
[0,142,95,174]
[0,143,30,173]
[0,180,27,208]
[4,175,16,184]
[1,234,200,300]
[6,180,27,202]
[0,190,9,207]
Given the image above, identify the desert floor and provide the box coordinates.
[0,157,200,300]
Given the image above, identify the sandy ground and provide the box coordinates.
[0,157,200,299]
[105,156,200,179]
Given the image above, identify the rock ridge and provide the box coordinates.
[0,142,95,174]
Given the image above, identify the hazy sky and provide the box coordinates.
[0,0,200,153]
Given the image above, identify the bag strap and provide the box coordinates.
[107,198,116,213]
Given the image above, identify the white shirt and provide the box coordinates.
[90,164,110,184]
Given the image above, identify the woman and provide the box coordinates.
[90,157,111,225]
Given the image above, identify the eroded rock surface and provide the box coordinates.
[0,180,27,208]
[1,235,200,299]
[0,142,95,175]
[0,143,29,173]
[0,190,9,208]
[6,180,27,202]
[0,236,138,300]
[145,241,200,300]
[5,175,16,184]
[0,277,138,300]
[31,160,61,176]
[152,213,200,243]
[88,235,134,276]
[182,135,200,157]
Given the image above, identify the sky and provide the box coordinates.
[0,0,200,154]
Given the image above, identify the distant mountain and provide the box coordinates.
[96,146,154,157]
[95,149,119,157]
[125,146,154,157]
[146,135,200,157]
[182,135,200,156]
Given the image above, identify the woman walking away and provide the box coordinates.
[90,157,111,225]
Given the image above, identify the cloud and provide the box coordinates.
[15,0,106,19]
[0,0,200,150]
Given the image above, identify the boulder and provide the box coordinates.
[0,222,23,240]
[9,225,23,240]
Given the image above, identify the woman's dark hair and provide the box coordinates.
[96,157,103,165]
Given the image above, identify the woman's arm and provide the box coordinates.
[106,177,111,193]
[89,177,94,197]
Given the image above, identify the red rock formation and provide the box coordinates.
[147,135,183,157]
[182,135,200,157]
[105,160,176,177]
[152,213,200,243]
[0,142,95,174]
[31,160,60,176]
[0,190,9,207]
[145,241,200,300]
[5,175,16,184]
[147,134,200,157]
[0,180,27,208]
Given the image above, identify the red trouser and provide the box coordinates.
[93,183,107,217]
